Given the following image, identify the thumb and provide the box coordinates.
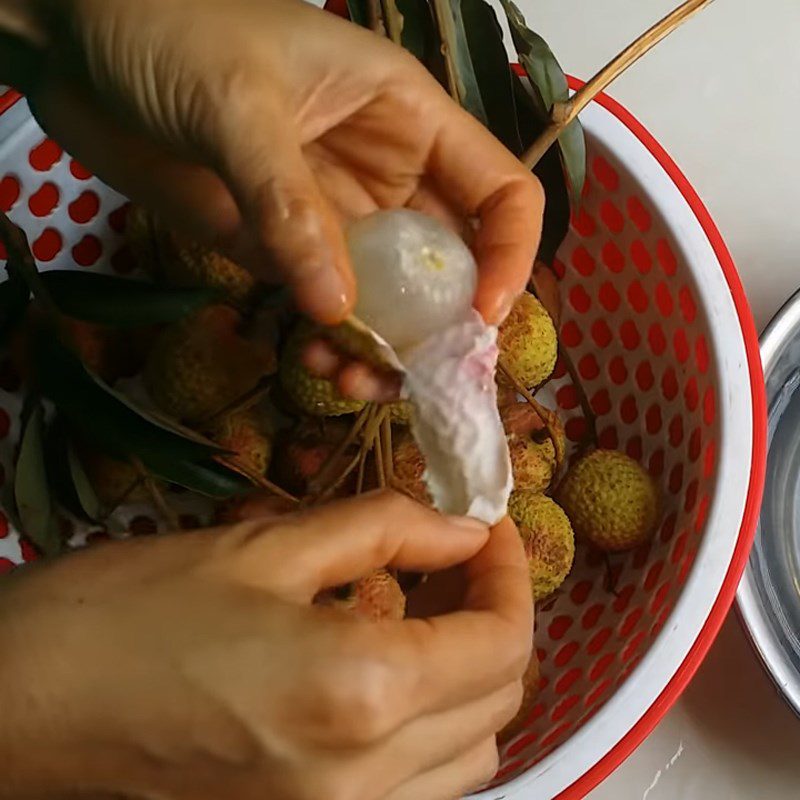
[209,97,355,324]
[238,491,490,601]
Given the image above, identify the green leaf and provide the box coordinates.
[14,404,61,556]
[146,455,251,498]
[45,417,87,520]
[460,0,522,154]
[499,0,586,203]
[513,72,570,264]
[0,269,29,344]
[346,0,370,27]
[434,0,488,125]
[67,441,101,520]
[34,333,249,499]
[41,271,217,327]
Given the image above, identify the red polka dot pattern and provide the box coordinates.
[0,121,723,790]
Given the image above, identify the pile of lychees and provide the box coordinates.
[52,203,660,736]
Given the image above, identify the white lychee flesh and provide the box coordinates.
[347,209,478,351]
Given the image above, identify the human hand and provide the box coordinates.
[8,0,543,398]
[0,491,533,800]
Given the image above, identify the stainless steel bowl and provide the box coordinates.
[738,287,800,714]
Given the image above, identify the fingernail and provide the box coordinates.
[299,265,350,325]
[446,515,490,534]
[491,289,520,326]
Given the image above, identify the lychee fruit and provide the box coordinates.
[497,292,557,389]
[143,305,272,423]
[207,408,272,476]
[78,449,153,506]
[508,492,575,601]
[556,449,660,552]
[271,420,357,497]
[316,569,406,621]
[160,229,256,305]
[498,653,541,743]
[280,321,366,417]
[391,436,431,506]
[502,402,564,493]
[125,204,163,279]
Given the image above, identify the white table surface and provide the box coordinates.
[501,0,800,797]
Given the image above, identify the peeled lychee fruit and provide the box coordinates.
[556,449,660,552]
[508,492,575,601]
[497,292,557,388]
[143,305,272,423]
[280,321,366,417]
[316,569,406,621]
[208,408,272,476]
[347,209,477,351]
[392,436,431,506]
[498,653,541,743]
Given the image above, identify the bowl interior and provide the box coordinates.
[0,101,739,796]
[488,131,721,787]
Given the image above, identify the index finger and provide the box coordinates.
[427,102,545,324]
[373,516,534,718]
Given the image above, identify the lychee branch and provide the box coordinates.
[308,403,372,495]
[216,454,298,503]
[521,0,715,170]
[497,357,564,473]
[556,343,598,453]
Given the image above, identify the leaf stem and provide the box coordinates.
[0,212,58,317]
[380,0,403,44]
[521,0,715,169]
[430,0,461,101]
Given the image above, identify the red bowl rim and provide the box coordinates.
[0,59,768,800]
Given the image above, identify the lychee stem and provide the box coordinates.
[380,0,402,43]
[215,455,298,503]
[308,403,372,495]
[521,0,715,170]
[374,427,386,489]
[430,0,461,102]
[0,212,58,319]
[99,474,146,520]
[556,343,598,452]
[318,404,388,502]
[381,413,393,484]
[497,357,565,472]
